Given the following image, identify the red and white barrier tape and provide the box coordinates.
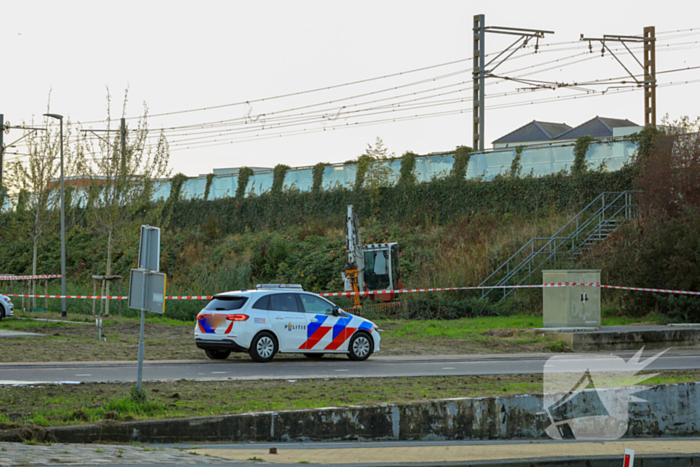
[0,274,65,281]
[599,284,700,296]
[5,295,129,299]
[2,295,210,300]
[5,282,700,300]
[317,282,598,297]
[166,296,213,300]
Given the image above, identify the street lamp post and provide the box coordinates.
[43,113,67,317]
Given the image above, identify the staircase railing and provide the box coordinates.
[478,191,636,301]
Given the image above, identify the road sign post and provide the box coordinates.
[128,225,165,390]
[138,224,161,272]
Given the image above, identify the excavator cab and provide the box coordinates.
[363,243,401,302]
[343,205,403,309]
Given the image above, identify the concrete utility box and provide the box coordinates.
[543,270,601,329]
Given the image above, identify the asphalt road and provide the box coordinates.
[1,349,699,384]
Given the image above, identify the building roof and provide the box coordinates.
[553,116,639,140]
[492,120,572,144]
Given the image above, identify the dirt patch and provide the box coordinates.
[482,328,518,338]
[0,320,204,362]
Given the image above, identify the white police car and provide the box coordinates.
[0,295,13,320]
[194,284,380,362]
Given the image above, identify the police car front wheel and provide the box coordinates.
[348,332,373,361]
[250,332,278,362]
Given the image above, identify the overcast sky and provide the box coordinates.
[2,0,699,176]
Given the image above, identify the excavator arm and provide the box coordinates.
[343,205,365,310]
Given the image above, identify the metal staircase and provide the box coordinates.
[479,191,636,301]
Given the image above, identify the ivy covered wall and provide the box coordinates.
[169,166,634,234]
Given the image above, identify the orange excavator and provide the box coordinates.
[342,205,402,311]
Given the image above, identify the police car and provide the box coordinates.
[0,295,13,320]
[194,284,381,362]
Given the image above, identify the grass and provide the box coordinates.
[380,313,659,339]
[423,212,577,289]
[375,315,560,354]
[0,318,90,330]
[600,305,663,326]
[0,310,663,363]
[0,371,698,428]
[381,315,544,339]
[8,310,193,326]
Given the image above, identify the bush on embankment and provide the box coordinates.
[581,125,700,321]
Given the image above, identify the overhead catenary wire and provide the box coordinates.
[10,28,700,157]
[77,57,476,125]
[138,80,570,149]
[159,78,700,151]
[72,70,700,153]
[81,26,693,126]
[23,37,700,143]
[135,68,474,134]
[155,50,607,132]
[126,45,654,148]
[141,56,692,147]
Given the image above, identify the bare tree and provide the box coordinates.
[5,111,78,306]
[79,89,170,314]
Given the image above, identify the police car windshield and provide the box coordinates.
[204,296,248,311]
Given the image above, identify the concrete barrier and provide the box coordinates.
[546,325,700,351]
[1,381,699,444]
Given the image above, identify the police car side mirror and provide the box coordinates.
[332,306,341,316]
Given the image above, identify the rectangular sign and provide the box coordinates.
[138,225,161,272]
[623,449,634,467]
[128,269,167,314]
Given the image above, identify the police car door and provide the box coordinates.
[298,294,355,352]
[268,293,307,351]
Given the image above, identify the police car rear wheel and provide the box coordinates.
[250,332,277,362]
[348,332,373,361]
[304,353,324,359]
[205,349,231,360]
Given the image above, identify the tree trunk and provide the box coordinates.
[105,229,112,316]
[32,239,38,310]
